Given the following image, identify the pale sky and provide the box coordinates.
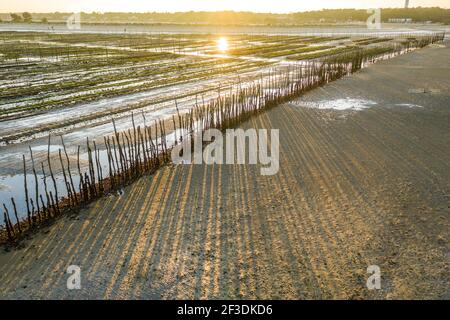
[0,0,448,14]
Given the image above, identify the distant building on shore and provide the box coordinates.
[388,18,413,23]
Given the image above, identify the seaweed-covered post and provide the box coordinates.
[124,131,132,177]
[142,125,150,170]
[29,146,40,219]
[76,146,86,202]
[172,115,178,146]
[146,125,156,169]
[112,119,125,176]
[3,206,13,240]
[154,119,160,162]
[111,137,120,180]
[39,195,47,219]
[160,119,168,159]
[49,191,59,216]
[3,203,14,239]
[93,141,103,193]
[136,126,142,173]
[83,172,90,198]
[29,198,35,222]
[86,138,97,198]
[140,128,148,170]
[22,155,31,227]
[175,100,183,143]
[41,163,52,220]
[58,149,74,207]
[47,135,59,210]
[107,137,118,187]
[104,137,114,190]
[11,198,21,234]
[131,113,139,169]
[61,136,78,205]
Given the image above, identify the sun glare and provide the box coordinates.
[217,37,229,52]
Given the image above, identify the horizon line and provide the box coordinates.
[1,7,449,14]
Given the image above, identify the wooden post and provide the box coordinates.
[58,149,73,207]
[112,119,125,176]
[11,198,21,234]
[47,135,59,210]
[61,136,78,205]
[41,162,52,220]
[22,155,31,227]
[3,207,13,240]
[3,203,15,238]
[76,146,85,202]
[29,146,40,218]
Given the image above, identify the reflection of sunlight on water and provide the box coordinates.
[217,37,229,52]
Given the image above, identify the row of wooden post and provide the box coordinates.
[0,33,443,243]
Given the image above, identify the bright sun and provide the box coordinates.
[217,37,229,52]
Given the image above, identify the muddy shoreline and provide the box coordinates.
[0,40,448,299]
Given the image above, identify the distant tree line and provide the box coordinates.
[10,12,32,23]
[1,8,449,25]
[7,12,47,23]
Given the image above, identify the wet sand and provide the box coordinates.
[0,41,449,299]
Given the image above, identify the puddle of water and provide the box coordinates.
[394,103,423,108]
[294,99,425,111]
[295,98,377,111]
[30,145,63,153]
[0,132,179,224]
[0,174,66,222]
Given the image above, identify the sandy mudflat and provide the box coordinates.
[0,42,449,300]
